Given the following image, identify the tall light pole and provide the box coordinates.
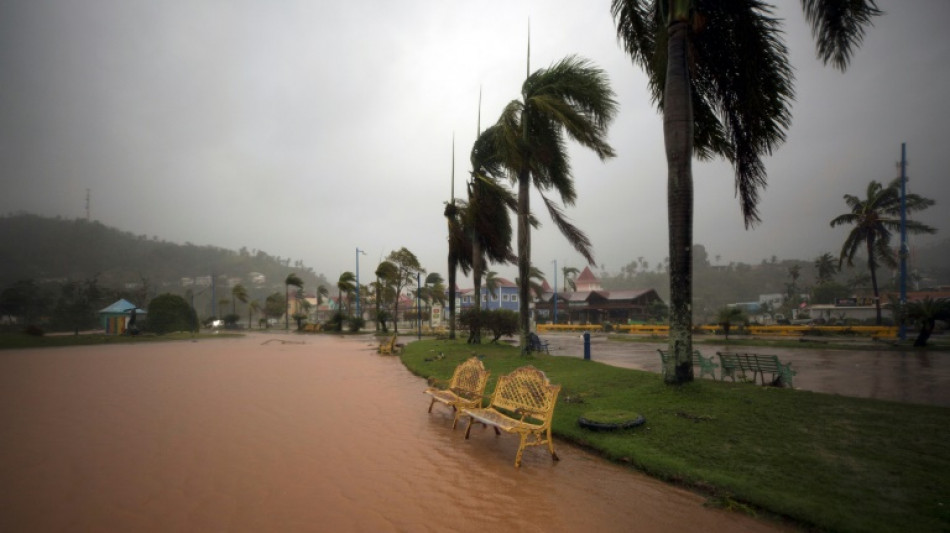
[356,247,366,321]
[552,260,558,325]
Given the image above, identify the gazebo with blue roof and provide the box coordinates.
[99,299,146,334]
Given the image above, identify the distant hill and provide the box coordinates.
[0,213,330,297]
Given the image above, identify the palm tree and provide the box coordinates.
[284,273,303,330]
[516,265,548,301]
[375,261,398,332]
[899,297,950,347]
[814,252,837,284]
[831,179,935,324]
[716,306,746,340]
[483,270,500,310]
[337,271,357,318]
[612,0,880,383]
[231,283,248,317]
[561,266,580,292]
[457,125,520,344]
[515,265,548,321]
[248,299,260,329]
[493,55,617,353]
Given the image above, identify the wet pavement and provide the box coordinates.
[540,332,950,407]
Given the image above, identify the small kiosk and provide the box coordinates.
[99,299,146,334]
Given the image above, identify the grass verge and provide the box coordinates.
[401,338,950,533]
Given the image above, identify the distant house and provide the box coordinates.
[536,267,664,324]
[99,299,146,334]
[458,277,520,312]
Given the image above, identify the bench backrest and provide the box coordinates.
[450,357,490,399]
[717,352,789,373]
[489,366,560,423]
[528,332,544,350]
[658,349,703,364]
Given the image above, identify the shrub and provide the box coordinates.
[324,312,345,332]
[347,316,366,333]
[460,309,518,343]
[147,294,198,334]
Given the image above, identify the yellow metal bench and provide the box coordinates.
[378,334,399,355]
[424,357,490,429]
[462,365,561,468]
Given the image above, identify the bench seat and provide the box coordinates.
[424,357,490,429]
[461,365,561,467]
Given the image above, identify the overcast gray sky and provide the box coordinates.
[1,0,947,287]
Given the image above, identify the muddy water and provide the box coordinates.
[546,333,950,407]
[0,334,789,532]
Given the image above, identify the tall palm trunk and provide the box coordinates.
[517,167,531,354]
[470,240,483,344]
[447,250,457,340]
[866,237,882,325]
[664,18,694,383]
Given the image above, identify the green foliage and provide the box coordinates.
[401,338,950,533]
[146,293,198,334]
[222,313,240,326]
[458,309,518,343]
[51,278,103,333]
[263,292,285,319]
[324,311,345,332]
[347,316,366,333]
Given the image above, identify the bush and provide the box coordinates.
[147,294,198,334]
[324,311,345,332]
[347,316,365,333]
[459,309,518,343]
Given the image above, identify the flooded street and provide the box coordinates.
[0,334,790,532]
[544,332,950,407]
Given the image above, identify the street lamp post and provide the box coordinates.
[356,247,366,321]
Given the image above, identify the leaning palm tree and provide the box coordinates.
[375,261,399,332]
[231,283,248,316]
[314,285,329,323]
[830,179,935,324]
[515,265,548,308]
[461,124,521,344]
[561,266,580,292]
[612,0,881,383]
[493,55,617,353]
[284,273,303,330]
[901,297,950,347]
[248,299,260,330]
[337,271,357,318]
[484,270,501,310]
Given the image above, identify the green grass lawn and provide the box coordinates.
[401,339,950,533]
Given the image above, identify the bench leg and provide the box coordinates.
[514,434,528,468]
[547,428,559,462]
[427,397,436,414]
[464,417,474,439]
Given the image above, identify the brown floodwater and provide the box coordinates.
[0,334,791,532]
